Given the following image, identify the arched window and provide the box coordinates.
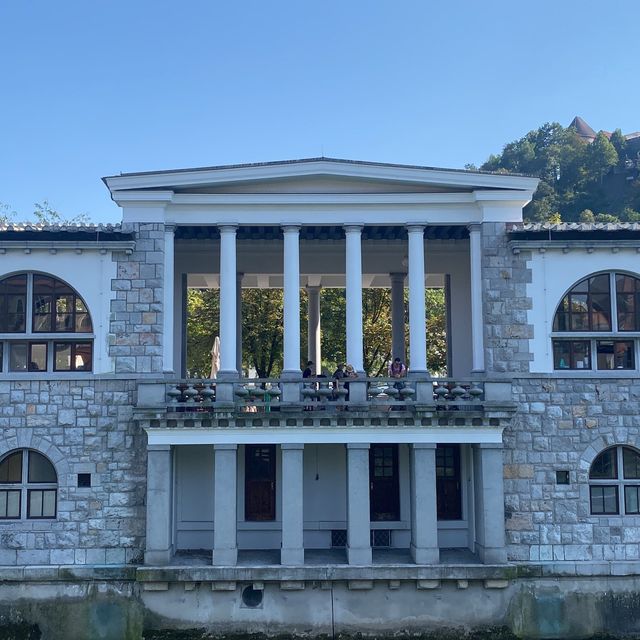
[0,449,58,519]
[0,273,93,373]
[552,272,640,371]
[589,446,640,515]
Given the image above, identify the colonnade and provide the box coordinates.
[162,223,487,376]
[144,441,506,566]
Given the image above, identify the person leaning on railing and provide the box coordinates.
[388,357,407,389]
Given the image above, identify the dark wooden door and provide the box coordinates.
[436,444,462,520]
[245,445,276,521]
[369,444,400,521]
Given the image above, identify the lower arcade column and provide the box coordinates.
[281,443,305,565]
[144,444,174,565]
[410,443,439,564]
[473,443,507,564]
[213,444,238,566]
[346,443,372,565]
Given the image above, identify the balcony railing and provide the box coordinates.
[136,376,513,415]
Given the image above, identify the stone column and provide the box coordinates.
[307,285,321,374]
[410,444,439,564]
[213,444,238,566]
[346,443,372,565]
[219,225,238,375]
[144,445,173,565]
[407,225,428,374]
[469,224,485,372]
[283,225,301,374]
[162,225,175,373]
[390,272,406,362]
[345,225,364,372]
[236,273,243,374]
[281,443,305,565]
[473,443,507,564]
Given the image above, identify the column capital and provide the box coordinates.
[214,444,238,451]
[406,224,426,234]
[148,444,171,452]
[218,224,238,233]
[468,223,482,233]
[411,443,437,450]
[164,224,176,234]
[475,442,504,450]
[281,443,305,451]
[344,224,364,234]
[282,224,301,233]
[346,442,370,450]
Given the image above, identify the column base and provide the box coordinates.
[410,544,440,565]
[213,547,238,566]
[347,545,372,565]
[144,548,172,565]
[281,547,305,565]
[476,544,507,564]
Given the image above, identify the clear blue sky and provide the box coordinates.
[1,0,639,223]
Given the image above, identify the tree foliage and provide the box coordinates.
[481,122,640,222]
[0,200,89,225]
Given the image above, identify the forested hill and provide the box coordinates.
[477,122,640,223]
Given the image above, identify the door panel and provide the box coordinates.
[245,445,276,521]
[370,444,400,521]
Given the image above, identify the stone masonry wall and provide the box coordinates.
[110,222,165,374]
[481,223,533,374]
[505,376,640,562]
[0,379,145,565]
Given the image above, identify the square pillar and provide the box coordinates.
[213,444,238,566]
[144,445,173,565]
[407,225,428,374]
[162,225,175,373]
[346,443,372,565]
[410,444,439,564]
[473,443,507,564]
[468,224,485,372]
[344,225,364,373]
[282,225,301,374]
[219,225,238,375]
[281,444,305,565]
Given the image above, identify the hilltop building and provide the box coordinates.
[2,158,640,638]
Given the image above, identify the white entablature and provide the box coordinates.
[104,157,538,225]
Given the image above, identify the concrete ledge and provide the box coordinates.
[0,565,136,582]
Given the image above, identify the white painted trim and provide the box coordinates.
[104,160,539,192]
[144,427,504,446]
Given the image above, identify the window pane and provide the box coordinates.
[617,275,640,331]
[625,486,640,514]
[591,294,611,330]
[28,343,47,372]
[597,341,635,370]
[0,275,27,333]
[0,490,21,518]
[28,451,57,483]
[0,451,23,483]
[590,485,618,514]
[28,490,43,518]
[33,294,52,332]
[623,447,640,479]
[553,341,571,369]
[54,343,71,371]
[571,341,590,369]
[75,313,92,332]
[41,490,56,517]
[590,448,618,479]
[9,343,27,372]
[74,343,92,371]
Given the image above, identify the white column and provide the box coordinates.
[283,225,301,374]
[307,286,321,374]
[213,444,238,566]
[473,443,507,564]
[410,444,439,564]
[236,273,243,374]
[219,225,238,375]
[345,225,364,372]
[162,224,175,373]
[281,444,305,565]
[144,445,173,565]
[407,225,428,373]
[390,272,406,362]
[469,224,485,372]
[346,443,372,565]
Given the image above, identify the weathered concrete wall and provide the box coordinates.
[0,378,146,565]
[3,569,640,639]
[506,376,640,563]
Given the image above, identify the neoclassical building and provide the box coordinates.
[2,158,640,638]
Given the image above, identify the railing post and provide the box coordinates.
[279,377,302,411]
[347,379,368,410]
[137,381,167,407]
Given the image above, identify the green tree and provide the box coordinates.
[585,132,618,184]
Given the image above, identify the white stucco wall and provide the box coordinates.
[0,250,116,375]
[526,248,640,373]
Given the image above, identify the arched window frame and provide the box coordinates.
[0,449,58,520]
[552,271,640,371]
[589,445,640,515]
[0,272,93,374]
